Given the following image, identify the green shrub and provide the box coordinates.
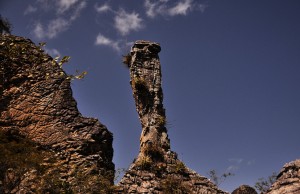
[174,161,186,173]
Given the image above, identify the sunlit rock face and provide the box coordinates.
[266,159,300,194]
[117,40,228,194]
[0,34,114,193]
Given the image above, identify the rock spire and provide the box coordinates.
[129,40,170,158]
[117,40,227,194]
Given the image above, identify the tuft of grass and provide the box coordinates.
[156,116,166,126]
[122,53,131,67]
[142,144,164,162]
[174,161,186,173]
[135,155,152,170]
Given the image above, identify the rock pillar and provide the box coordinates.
[128,40,170,157]
[117,40,227,194]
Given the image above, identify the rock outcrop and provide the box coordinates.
[232,185,257,194]
[0,34,114,193]
[117,41,227,194]
[266,159,300,194]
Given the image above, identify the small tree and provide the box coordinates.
[207,169,234,186]
[0,15,12,34]
[254,172,277,193]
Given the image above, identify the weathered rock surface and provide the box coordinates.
[0,34,114,193]
[117,40,227,194]
[266,159,300,194]
[232,185,257,194]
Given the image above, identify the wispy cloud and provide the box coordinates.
[228,158,244,164]
[95,33,120,51]
[226,165,240,172]
[48,18,70,38]
[246,159,255,166]
[144,0,207,18]
[198,4,208,13]
[36,0,54,11]
[44,47,61,57]
[114,9,143,36]
[70,1,86,21]
[168,0,193,16]
[56,0,79,14]
[33,23,44,39]
[31,0,87,39]
[226,158,244,172]
[33,18,70,39]
[144,0,167,18]
[226,158,256,172]
[24,5,37,15]
[95,3,111,13]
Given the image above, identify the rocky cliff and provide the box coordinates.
[117,41,227,194]
[0,34,114,193]
[266,159,300,194]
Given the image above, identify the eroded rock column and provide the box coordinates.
[117,40,228,194]
[129,40,170,156]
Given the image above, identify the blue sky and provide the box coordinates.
[1,0,300,192]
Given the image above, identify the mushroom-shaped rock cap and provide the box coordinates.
[131,40,161,54]
[232,185,258,194]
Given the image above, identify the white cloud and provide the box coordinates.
[247,159,256,166]
[44,48,61,57]
[144,0,207,18]
[169,0,193,16]
[95,3,111,13]
[198,4,208,13]
[56,0,79,14]
[70,1,86,21]
[48,18,70,38]
[24,5,37,15]
[226,158,244,172]
[33,18,70,39]
[226,165,240,172]
[95,33,120,51]
[32,0,86,39]
[144,0,170,18]
[228,158,244,164]
[145,0,159,18]
[114,9,143,36]
[33,22,44,39]
[37,0,53,11]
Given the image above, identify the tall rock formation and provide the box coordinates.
[117,41,227,194]
[129,41,170,159]
[266,159,300,194]
[0,34,114,193]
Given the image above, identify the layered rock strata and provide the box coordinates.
[0,34,114,193]
[266,159,300,194]
[117,41,227,193]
